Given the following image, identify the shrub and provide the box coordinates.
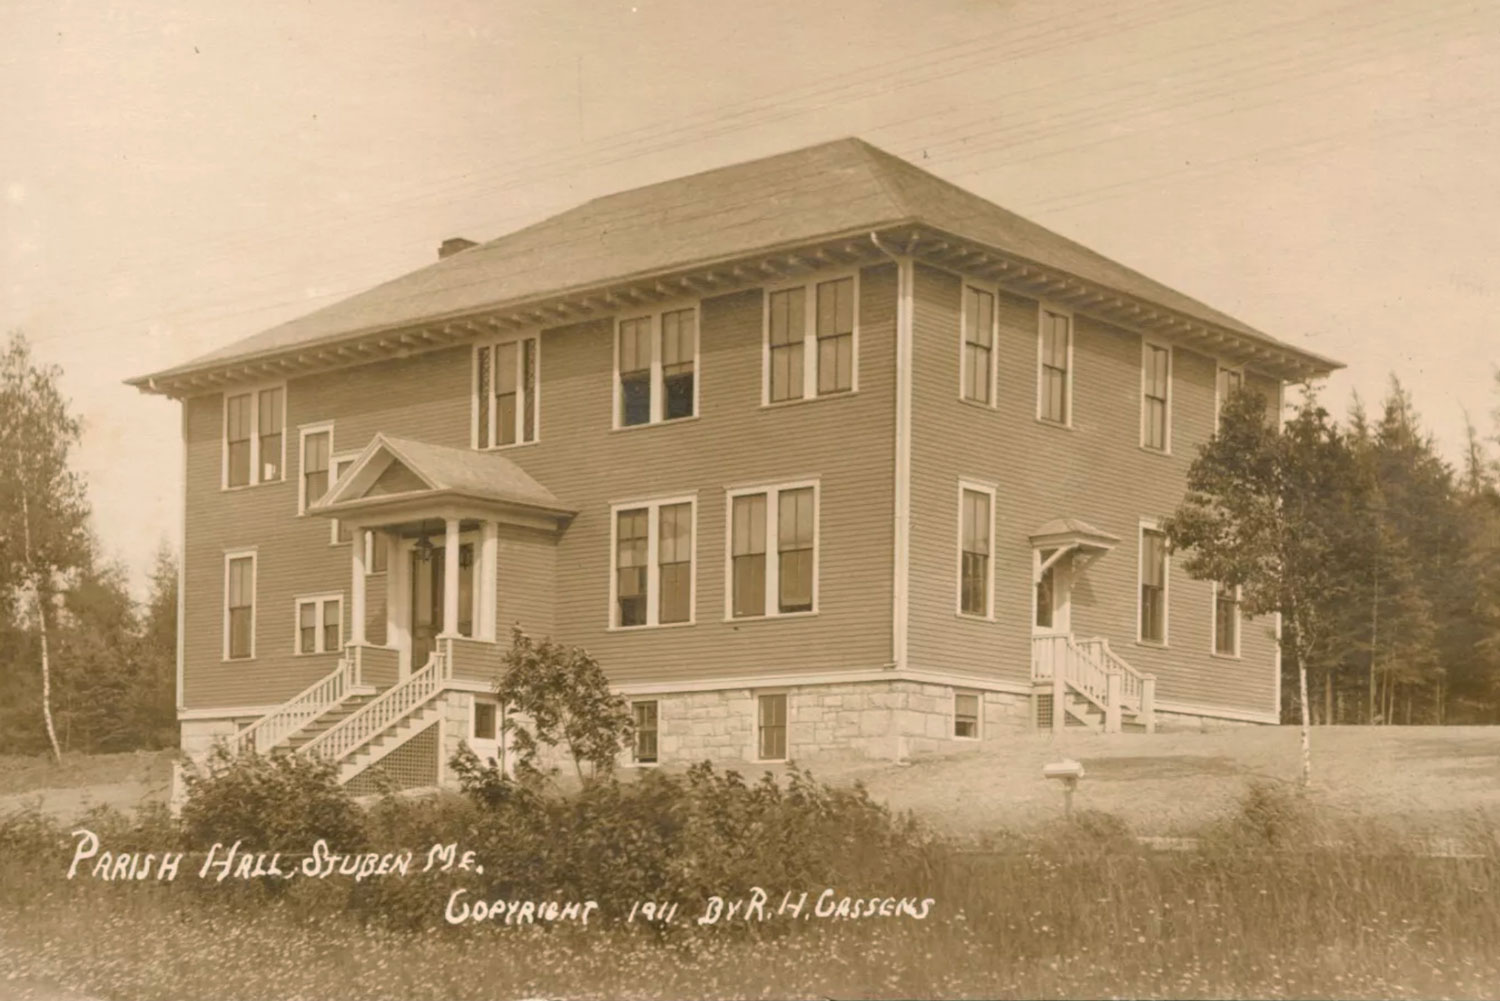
[179,745,364,851]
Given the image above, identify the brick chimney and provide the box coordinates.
[439,237,478,260]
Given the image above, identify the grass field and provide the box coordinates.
[1,728,1497,838]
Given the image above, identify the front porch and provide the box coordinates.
[229,434,572,783]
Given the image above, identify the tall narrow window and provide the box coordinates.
[661,308,695,421]
[962,286,995,404]
[495,341,520,445]
[657,502,692,624]
[758,693,787,761]
[959,487,992,616]
[258,388,284,482]
[330,455,357,545]
[767,287,805,403]
[300,427,331,514]
[729,483,817,618]
[225,553,255,659]
[226,394,253,487]
[474,336,540,447]
[612,497,696,628]
[474,345,490,448]
[615,508,648,627]
[633,701,659,763]
[618,318,652,427]
[363,530,388,574]
[1142,342,1171,451]
[1216,365,1244,425]
[522,338,538,441]
[730,494,767,618]
[1214,583,1240,656]
[815,277,854,394]
[1039,309,1071,424]
[1140,527,1168,644]
[298,602,317,656]
[777,487,815,614]
[223,386,286,488]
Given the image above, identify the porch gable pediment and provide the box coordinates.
[310,433,574,530]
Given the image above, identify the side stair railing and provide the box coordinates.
[1031,634,1158,734]
[299,649,449,766]
[234,657,355,755]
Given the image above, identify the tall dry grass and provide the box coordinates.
[1,780,1497,999]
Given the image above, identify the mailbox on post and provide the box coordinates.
[1043,758,1085,819]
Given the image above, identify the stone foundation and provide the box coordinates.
[630,679,1032,768]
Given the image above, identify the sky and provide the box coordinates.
[2,0,1497,596]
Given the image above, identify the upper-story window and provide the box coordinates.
[1139,523,1168,645]
[298,423,332,515]
[765,274,857,404]
[1141,341,1172,452]
[473,336,539,449]
[728,480,818,618]
[961,285,996,405]
[1215,364,1244,425]
[611,495,696,629]
[1037,307,1072,425]
[329,454,357,545]
[224,385,285,488]
[616,306,697,428]
[957,482,994,617]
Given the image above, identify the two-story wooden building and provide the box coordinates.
[129,138,1340,790]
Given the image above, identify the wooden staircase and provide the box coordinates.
[277,693,379,754]
[1032,634,1156,734]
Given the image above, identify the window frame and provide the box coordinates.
[1212,582,1242,659]
[297,421,334,516]
[328,452,359,546]
[631,700,659,765]
[293,593,345,656]
[1214,361,1245,426]
[723,478,821,621]
[755,691,788,762]
[471,333,542,450]
[607,493,698,631]
[221,383,287,490]
[362,530,388,576]
[761,270,860,406]
[959,281,999,407]
[1140,339,1173,454]
[222,549,257,661]
[612,302,700,430]
[954,690,981,740]
[1137,520,1170,646]
[1035,303,1074,427]
[955,480,996,619]
[472,698,499,742]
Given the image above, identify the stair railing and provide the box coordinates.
[299,649,448,765]
[234,658,354,755]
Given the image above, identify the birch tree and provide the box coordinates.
[1166,388,1361,789]
[0,333,91,764]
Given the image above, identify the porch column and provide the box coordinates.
[350,529,367,645]
[442,517,460,636]
[480,520,498,642]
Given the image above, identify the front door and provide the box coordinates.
[1033,548,1071,635]
[409,548,445,670]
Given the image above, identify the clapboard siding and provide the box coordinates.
[182,266,897,709]
[906,263,1278,717]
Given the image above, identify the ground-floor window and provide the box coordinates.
[632,701,659,763]
[954,691,980,739]
[757,693,787,761]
